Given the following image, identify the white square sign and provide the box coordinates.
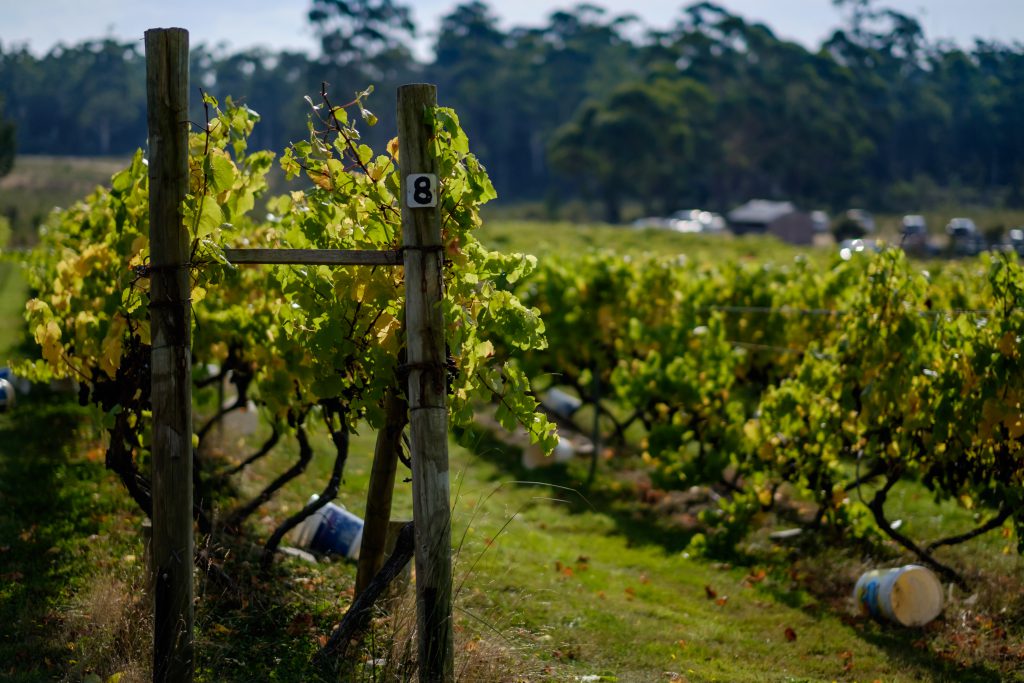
[406,173,438,208]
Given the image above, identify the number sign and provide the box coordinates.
[406,173,438,208]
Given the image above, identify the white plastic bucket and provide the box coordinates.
[294,495,363,560]
[542,388,582,420]
[552,435,575,463]
[0,377,14,412]
[522,435,574,469]
[854,564,943,626]
[223,399,259,436]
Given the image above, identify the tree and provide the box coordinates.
[549,77,712,222]
[308,0,416,78]
[0,98,13,177]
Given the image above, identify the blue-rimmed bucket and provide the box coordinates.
[0,377,14,412]
[294,495,363,560]
[854,564,943,626]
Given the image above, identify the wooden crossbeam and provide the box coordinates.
[223,248,402,267]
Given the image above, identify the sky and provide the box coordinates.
[2,0,1022,59]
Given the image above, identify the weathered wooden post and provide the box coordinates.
[355,390,408,596]
[145,27,194,683]
[398,83,454,682]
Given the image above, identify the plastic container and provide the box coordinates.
[0,377,14,412]
[552,435,575,463]
[522,435,574,469]
[293,495,364,560]
[542,388,582,420]
[854,564,943,626]
[223,399,259,436]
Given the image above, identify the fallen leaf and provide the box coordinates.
[745,569,767,584]
[287,612,314,636]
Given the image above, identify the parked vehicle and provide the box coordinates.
[669,209,726,233]
[900,215,929,254]
[1008,228,1024,257]
[811,210,830,233]
[845,209,875,234]
[901,215,927,235]
[632,210,725,233]
[946,217,984,256]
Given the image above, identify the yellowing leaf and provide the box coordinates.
[36,321,63,368]
[99,316,127,377]
[998,332,1018,358]
[475,340,495,358]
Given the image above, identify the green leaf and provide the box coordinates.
[357,144,373,166]
[207,151,237,193]
[193,199,223,238]
[111,168,132,193]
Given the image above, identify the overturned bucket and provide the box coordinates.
[854,564,943,626]
[294,495,364,560]
[0,377,14,412]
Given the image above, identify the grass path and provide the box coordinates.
[0,392,1014,681]
[210,418,1006,682]
[0,261,28,361]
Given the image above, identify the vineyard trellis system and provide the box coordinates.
[146,29,455,683]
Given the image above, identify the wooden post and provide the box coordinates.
[355,389,408,596]
[398,83,454,682]
[145,28,194,683]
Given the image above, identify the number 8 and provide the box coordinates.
[413,176,433,205]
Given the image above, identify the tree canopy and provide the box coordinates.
[2,0,1024,216]
[0,98,13,178]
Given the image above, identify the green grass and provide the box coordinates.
[0,260,28,361]
[189,411,1020,682]
[0,397,148,682]
[0,366,1020,681]
[6,391,1011,682]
